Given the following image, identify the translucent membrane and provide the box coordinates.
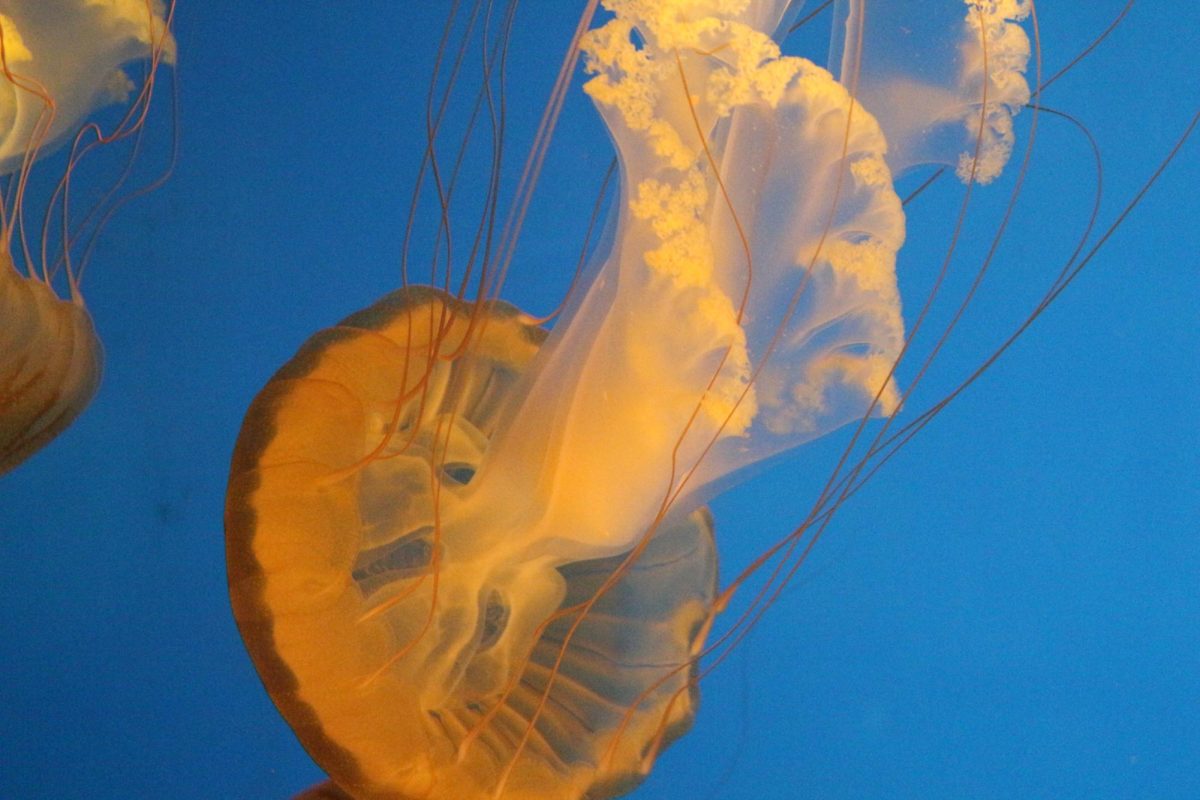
[831,0,1031,182]
[0,0,176,170]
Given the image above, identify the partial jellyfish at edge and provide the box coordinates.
[0,0,175,475]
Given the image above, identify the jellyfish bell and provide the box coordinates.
[228,288,719,799]
[0,250,102,474]
[226,1,1043,798]
[0,0,176,475]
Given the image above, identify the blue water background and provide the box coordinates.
[1,3,1197,798]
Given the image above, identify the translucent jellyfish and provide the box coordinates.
[226,1,1166,798]
[0,0,175,475]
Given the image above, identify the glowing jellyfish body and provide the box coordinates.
[229,289,718,798]
[0,0,175,475]
[226,1,1032,798]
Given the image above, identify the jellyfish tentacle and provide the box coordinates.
[661,0,1014,688]
[676,0,1042,699]
[789,0,1043,545]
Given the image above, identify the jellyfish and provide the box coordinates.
[0,0,175,476]
[224,1,1175,798]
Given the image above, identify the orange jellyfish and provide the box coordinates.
[226,1,1193,798]
[0,0,175,475]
